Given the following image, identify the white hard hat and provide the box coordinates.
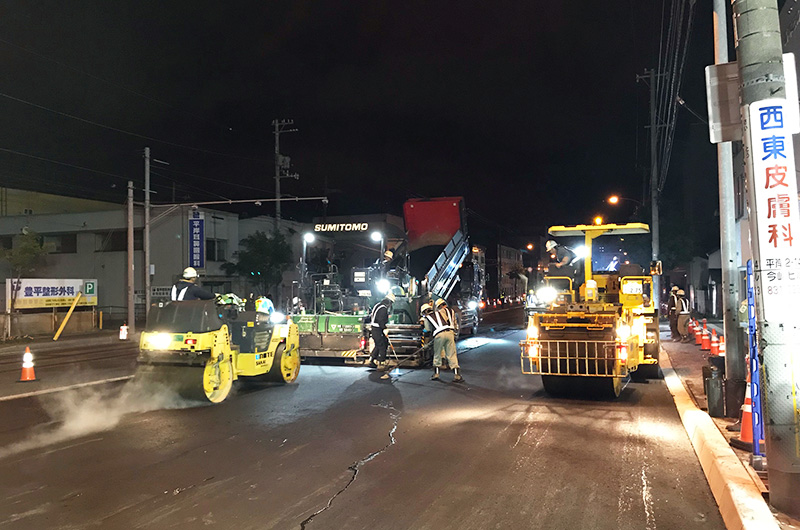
[183,267,198,279]
[677,289,685,296]
[671,285,679,292]
[420,303,433,314]
[435,298,447,309]
[545,240,557,252]
[384,250,393,260]
[384,292,396,303]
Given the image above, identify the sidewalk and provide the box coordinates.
[0,330,139,358]
[660,322,800,530]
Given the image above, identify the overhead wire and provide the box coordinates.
[0,91,269,163]
[0,37,239,136]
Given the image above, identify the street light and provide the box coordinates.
[301,232,315,290]
[594,216,603,225]
[526,243,533,250]
[371,231,385,257]
[607,195,643,207]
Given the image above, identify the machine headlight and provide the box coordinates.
[376,278,391,294]
[148,333,173,350]
[467,300,478,310]
[616,325,631,340]
[536,287,558,304]
[270,311,286,324]
[526,325,539,340]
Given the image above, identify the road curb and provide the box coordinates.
[660,351,780,530]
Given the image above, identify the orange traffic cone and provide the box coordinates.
[701,328,711,351]
[718,336,726,357]
[688,319,695,335]
[731,371,763,452]
[710,329,719,355]
[18,347,37,382]
[694,322,703,345]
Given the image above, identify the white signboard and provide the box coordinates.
[6,279,98,311]
[743,99,800,321]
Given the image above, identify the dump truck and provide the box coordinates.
[519,223,660,398]
[136,296,300,404]
[294,197,476,366]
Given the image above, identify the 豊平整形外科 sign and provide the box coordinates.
[6,279,98,311]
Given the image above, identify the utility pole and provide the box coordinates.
[127,181,135,334]
[731,0,800,516]
[712,0,746,417]
[637,69,662,306]
[272,119,299,232]
[144,147,151,311]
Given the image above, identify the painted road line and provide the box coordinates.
[661,352,779,530]
[0,376,134,402]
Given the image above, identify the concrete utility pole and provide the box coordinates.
[712,0,746,416]
[637,69,662,306]
[126,181,135,334]
[144,147,151,311]
[732,0,800,516]
[272,119,299,232]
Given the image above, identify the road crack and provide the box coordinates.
[299,402,400,529]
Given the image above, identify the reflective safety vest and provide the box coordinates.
[425,308,456,337]
[370,303,389,328]
[171,285,189,301]
[679,298,690,315]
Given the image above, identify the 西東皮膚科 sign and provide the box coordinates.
[743,99,800,321]
[5,279,98,311]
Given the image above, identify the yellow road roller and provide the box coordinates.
[136,298,300,403]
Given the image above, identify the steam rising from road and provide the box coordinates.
[0,379,195,459]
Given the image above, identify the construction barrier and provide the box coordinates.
[19,347,37,382]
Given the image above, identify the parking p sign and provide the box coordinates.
[84,281,96,296]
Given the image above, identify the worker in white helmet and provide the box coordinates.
[170,267,215,301]
[424,298,463,383]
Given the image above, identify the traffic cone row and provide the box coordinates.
[19,346,37,382]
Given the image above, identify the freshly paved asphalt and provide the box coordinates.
[0,306,724,529]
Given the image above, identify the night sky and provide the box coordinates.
[0,2,721,249]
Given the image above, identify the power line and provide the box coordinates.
[0,37,238,135]
[0,146,131,181]
[0,91,269,163]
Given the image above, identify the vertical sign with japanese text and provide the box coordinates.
[188,210,205,269]
[743,99,800,321]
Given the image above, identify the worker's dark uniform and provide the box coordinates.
[170,280,215,301]
[369,300,391,363]
[551,245,582,291]
[667,292,680,340]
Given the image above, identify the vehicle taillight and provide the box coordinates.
[616,343,628,361]
[360,336,366,349]
[478,301,486,309]
[185,338,197,346]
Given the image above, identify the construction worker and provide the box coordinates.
[170,267,215,301]
[545,240,582,292]
[677,289,691,342]
[424,298,463,383]
[667,285,680,341]
[368,292,395,370]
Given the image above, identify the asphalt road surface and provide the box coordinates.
[0,306,724,529]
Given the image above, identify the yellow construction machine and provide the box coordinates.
[520,223,661,398]
[136,297,300,403]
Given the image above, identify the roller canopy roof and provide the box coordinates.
[547,223,650,236]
